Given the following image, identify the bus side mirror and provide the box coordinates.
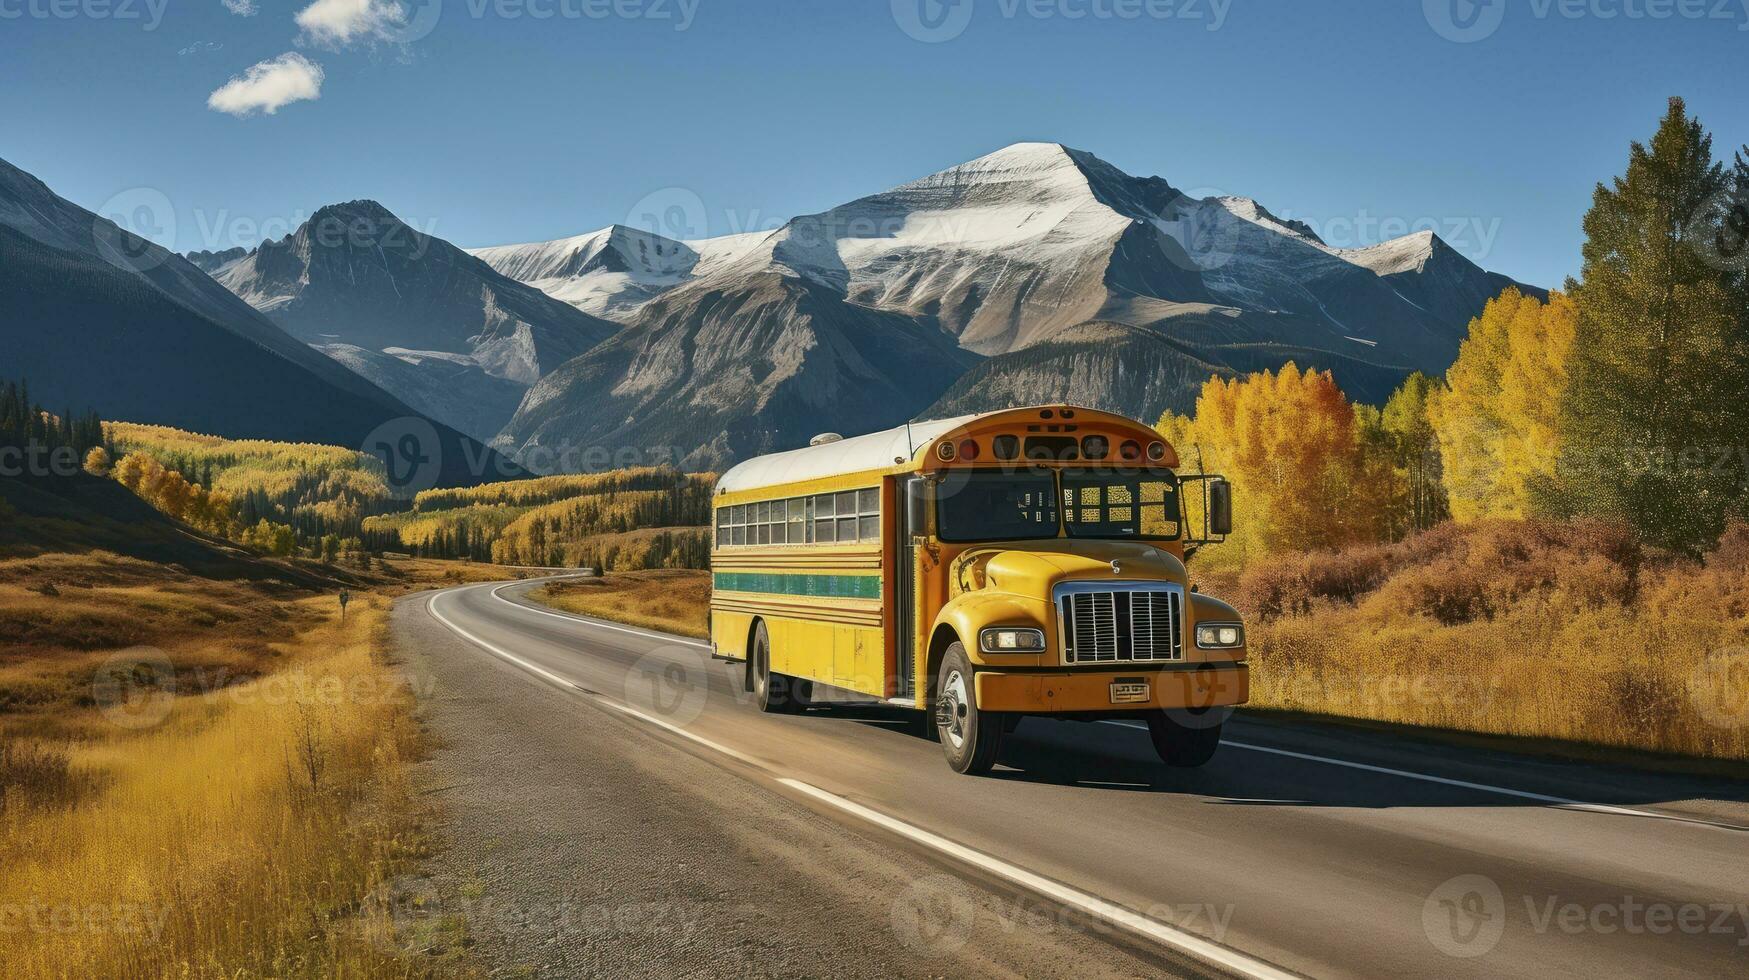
[906,479,929,537]
[1208,480,1232,537]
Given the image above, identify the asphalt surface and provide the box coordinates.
[396,578,1749,979]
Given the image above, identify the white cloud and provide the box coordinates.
[206,53,325,117]
[295,0,407,46]
[221,0,257,15]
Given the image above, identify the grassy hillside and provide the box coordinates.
[366,466,713,568]
[0,483,519,974]
[105,422,399,546]
[97,424,717,568]
[1199,518,1749,764]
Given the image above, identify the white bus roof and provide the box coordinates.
[716,415,977,495]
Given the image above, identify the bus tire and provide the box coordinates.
[935,644,1004,774]
[1145,710,1223,767]
[751,622,801,714]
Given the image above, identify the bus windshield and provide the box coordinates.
[1060,470,1180,540]
[935,471,1060,542]
[933,469,1182,542]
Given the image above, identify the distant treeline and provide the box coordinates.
[105,422,402,551]
[0,378,104,472]
[366,468,715,569]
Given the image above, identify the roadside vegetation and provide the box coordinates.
[0,552,463,977]
[1195,521,1749,762]
[532,569,710,638]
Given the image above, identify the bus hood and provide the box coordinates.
[976,540,1187,595]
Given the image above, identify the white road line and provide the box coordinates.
[591,696,761,767]
[429,587,753,764]
[427,588,586,692]
[488,582,713,649]
[779,778,1299,980]
[1107,721,1744,832]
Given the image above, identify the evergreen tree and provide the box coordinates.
[1557,98,1749,553]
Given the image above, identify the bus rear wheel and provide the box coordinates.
[935,644,1005,774]
[751,622,801,714]
[1145,709,1223,767]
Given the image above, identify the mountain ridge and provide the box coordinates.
[0,157,519,489]
[488,141,1540,470]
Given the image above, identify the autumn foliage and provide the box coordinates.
[1159,362,1389,558]
[1427,288,1576,521]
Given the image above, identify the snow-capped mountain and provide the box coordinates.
[469,224,767,320]
[492,142,1537,471]
[206,200,619,439]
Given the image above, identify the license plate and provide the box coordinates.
[1109,681,1150,704]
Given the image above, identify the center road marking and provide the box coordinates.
[424,583,1298,979]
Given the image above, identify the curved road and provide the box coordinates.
[400,578,1749,978]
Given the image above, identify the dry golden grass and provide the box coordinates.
[0,551,468,977]
[1207,519,1749,764]
[532,569,710,638]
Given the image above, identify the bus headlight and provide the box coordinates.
[1195,623,1244,649]
[979,627,1046,653]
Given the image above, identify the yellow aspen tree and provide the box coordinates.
[1428,288,1574,520]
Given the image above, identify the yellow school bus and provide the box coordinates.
[709,406,1247,774]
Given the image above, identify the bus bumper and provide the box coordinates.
[974,663,1248,714]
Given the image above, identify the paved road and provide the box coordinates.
[400,578,1749,979]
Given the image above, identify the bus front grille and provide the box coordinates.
[1058,585,1184,664]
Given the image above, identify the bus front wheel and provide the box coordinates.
[935,644,1005,774]
[1145,710,1223,767]
[751,622,801,714]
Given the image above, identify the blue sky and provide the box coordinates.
[4,0,1747,288]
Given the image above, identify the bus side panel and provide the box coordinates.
[770,617,837,687]
[710,604,752,660]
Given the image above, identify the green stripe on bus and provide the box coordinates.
[713,572,881,600]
